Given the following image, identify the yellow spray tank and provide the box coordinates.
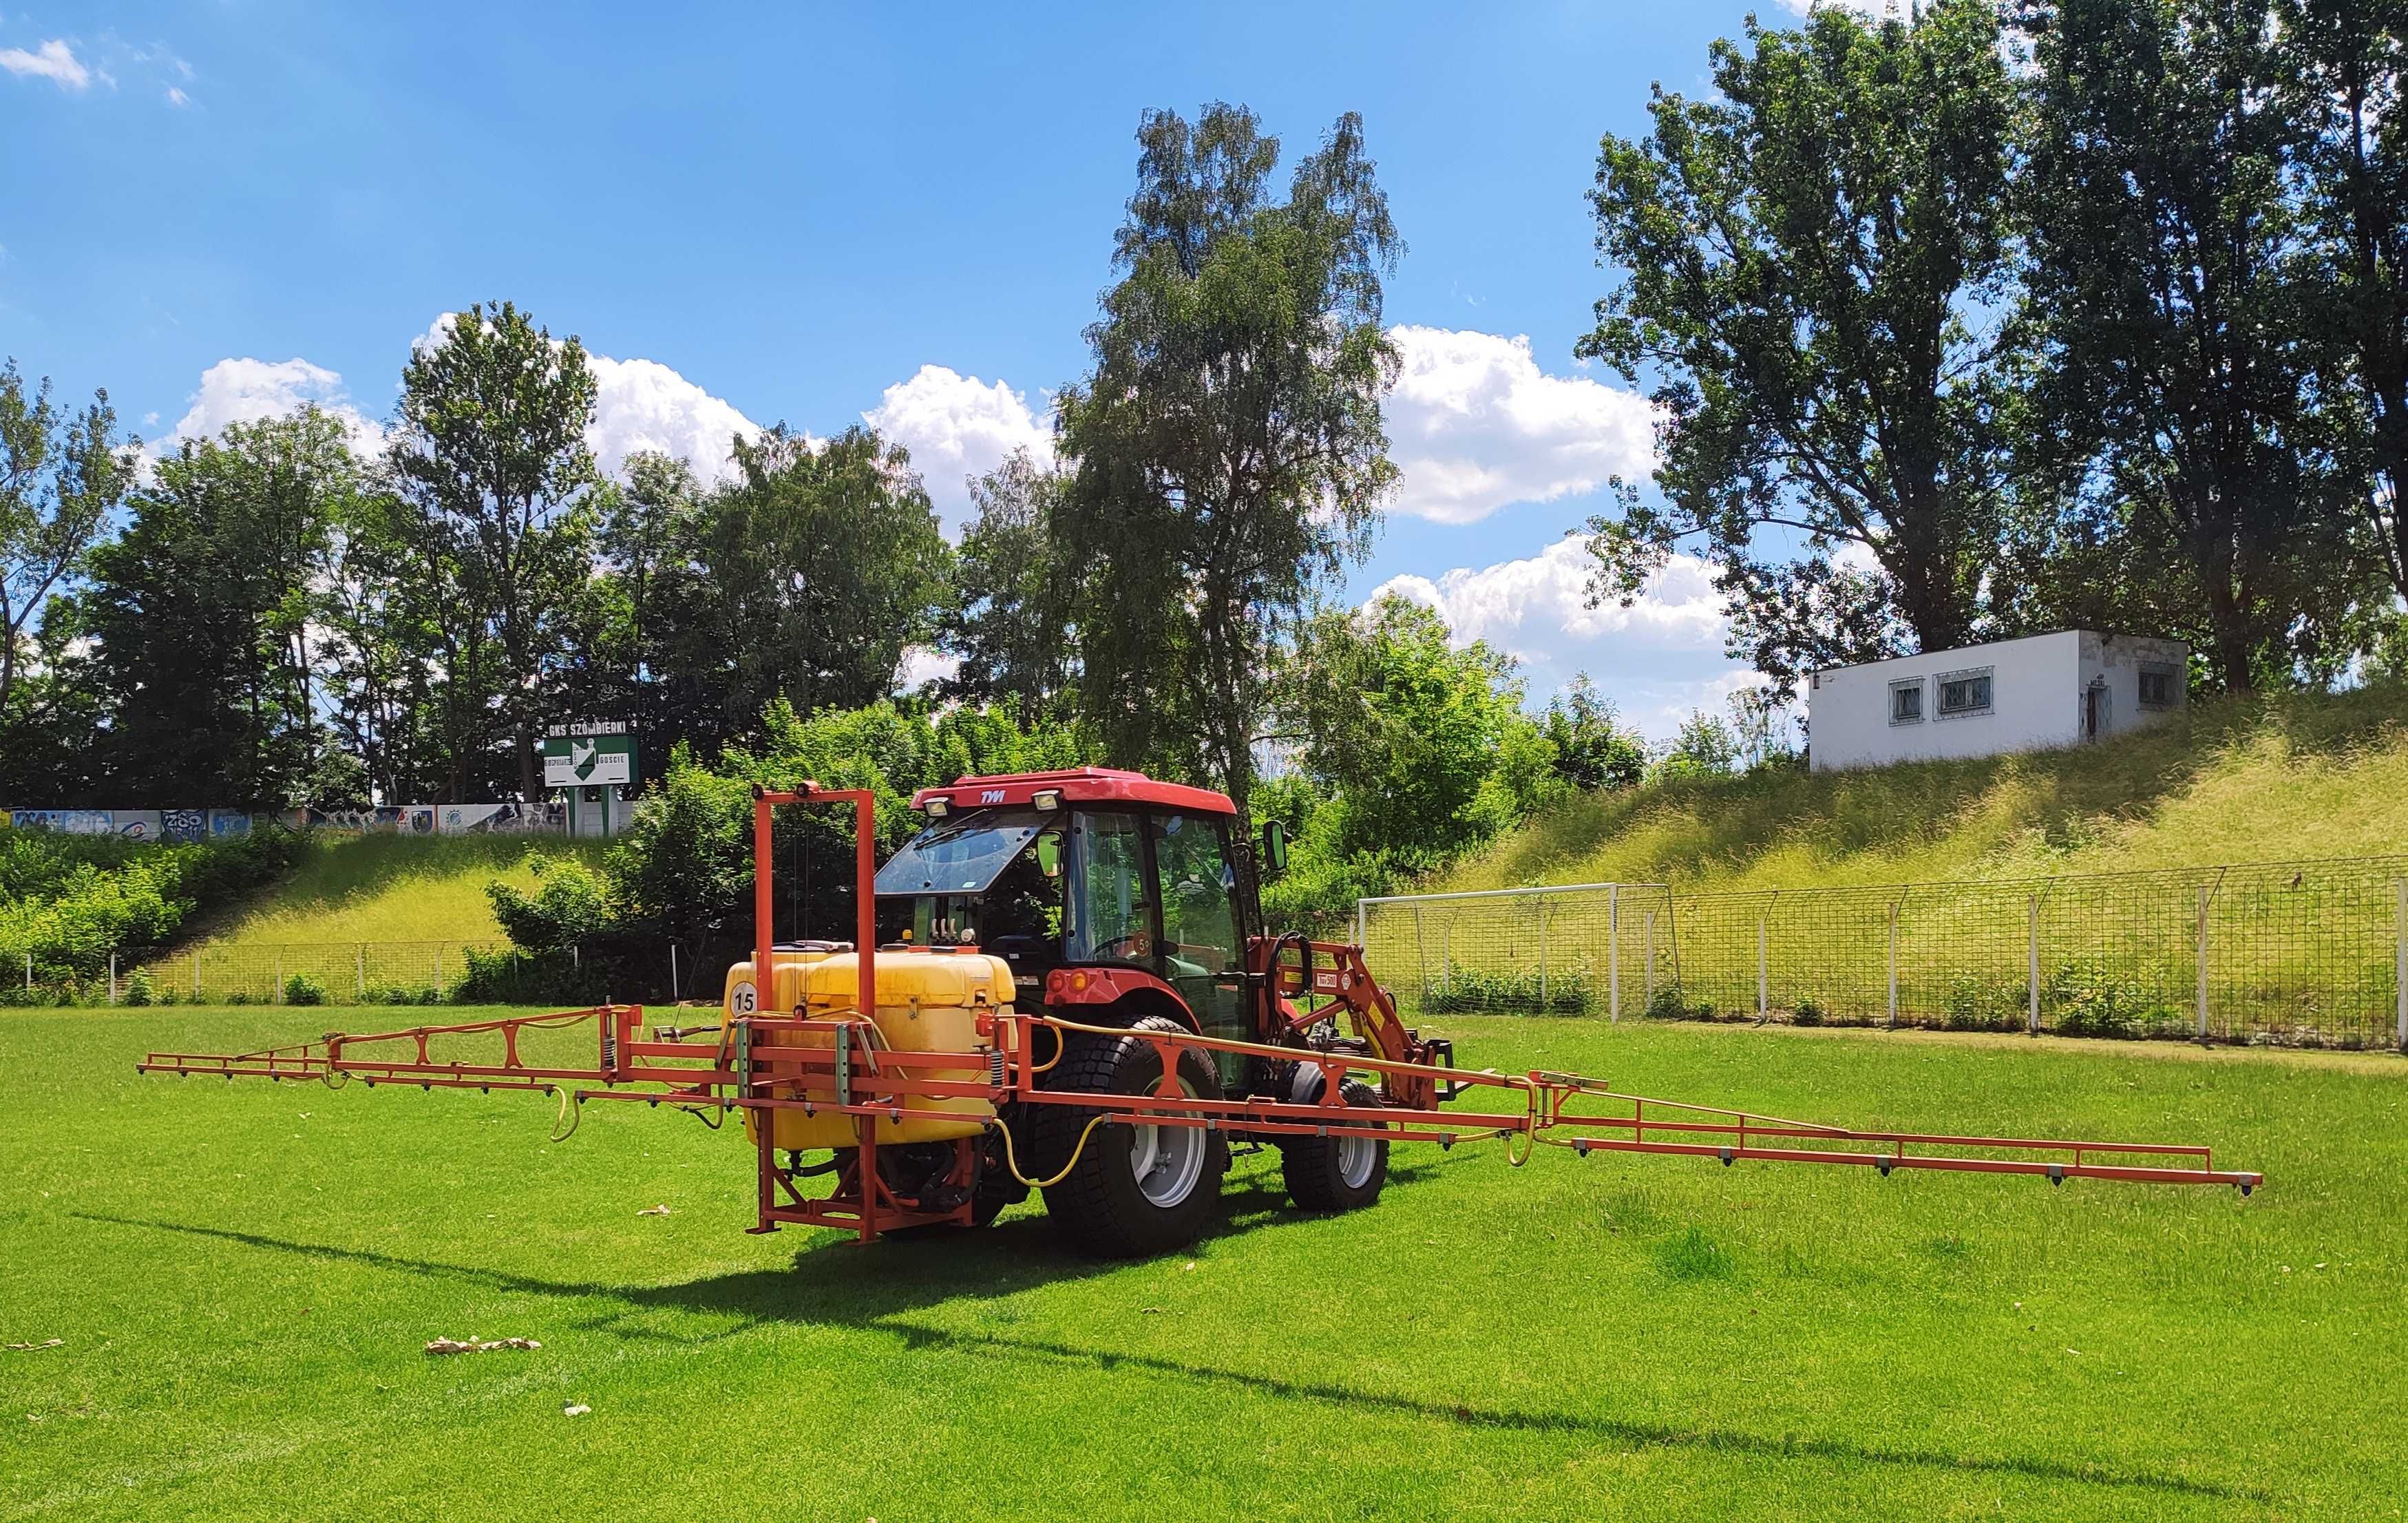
[722,945,1004,1152]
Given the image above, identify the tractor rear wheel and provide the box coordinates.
[1281,1078,1389,1213]
[1038,1016,1227,1258]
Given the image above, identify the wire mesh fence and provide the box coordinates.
[1361,857,2408,1049]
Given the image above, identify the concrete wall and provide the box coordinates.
[2078,631,2190,742]
[1808,631,2084,771]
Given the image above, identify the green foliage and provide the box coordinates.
[1655,1224,1740,1282]
[388,300,602,798]
[1543,675,1647,792]
[1581,0,2020,692]
[0,357,138,727]
[81,408,364,807]
[1650,711,1740,783]
[1057,104,1399,846]
[941,450,1075,708]
[282,971,327,1006]
[1646,985,1716,1022]
[0,826,304,987]
[1422,967,1595,1017]
[485,854,612,954]
[1791,998,1824,1027]
[123,967,155,1007]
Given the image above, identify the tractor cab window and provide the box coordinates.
[1064,810,1152,967]
[1153,810,1244,1047]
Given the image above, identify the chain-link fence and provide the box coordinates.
[10,938,726,1010]
[1360,857,2408,1049]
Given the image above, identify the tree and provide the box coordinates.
[388,302,601,798]
[679,424,951,750]
[1578,0,2022,696]
[1278,595,1543,863]
[1726,682,1797,770]
[1655,711,1740,779]
[82,410,358,805]
[2018,0,2363,691]
[1541,674,1648,792]
[940,450,1075,708]
[2279,0,2408,610]
[1056,104,1401,858]
[0,360,136,719]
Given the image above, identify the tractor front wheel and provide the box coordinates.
[1039,1016,1227,1258]
[1281,1078,1389,1213]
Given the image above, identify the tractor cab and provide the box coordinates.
[873,768,1275,1054]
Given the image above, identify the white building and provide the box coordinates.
[1807,630,2188,773]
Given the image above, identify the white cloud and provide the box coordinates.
[0,39,91,90]
[1369,536,1724,663]
[862,364,1053,529]
[1382,326,1656,525]
[165,85,187,107]
[585,354,764,488]
[1775,0,1910,15]
[896,646,962,693]
[157,357,386,459]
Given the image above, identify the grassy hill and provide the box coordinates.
[187,833,609,952]
[1437,682,2408,895]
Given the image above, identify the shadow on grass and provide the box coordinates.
[80,1175,2260,1506]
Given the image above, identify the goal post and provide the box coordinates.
[1355,882,1675,1019]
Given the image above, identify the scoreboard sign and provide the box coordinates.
[542,720,636,788]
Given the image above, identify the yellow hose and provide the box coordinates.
[991,1111,1112,1189]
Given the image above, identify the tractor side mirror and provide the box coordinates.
[1259,819,1289,880]
[1034,832,1062,880]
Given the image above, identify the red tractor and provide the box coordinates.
[144,768,2260,1260]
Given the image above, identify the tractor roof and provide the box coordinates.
[910,766,1236,817]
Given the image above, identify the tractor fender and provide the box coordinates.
[1042,967,1201,1033]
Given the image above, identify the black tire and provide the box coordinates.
[1282,1078,1389,1213]
[1038,1015,1228,1258]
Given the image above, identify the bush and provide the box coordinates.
[283,972,327,1007]
[364,983,443,1007]
[123,968,156,1007]
[1791,998,1824,1027]
[1420,966,1594,1016]
[1645,985,1713,1022]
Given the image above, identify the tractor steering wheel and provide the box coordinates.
[1093,932,1152,962]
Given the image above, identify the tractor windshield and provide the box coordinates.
[874,808,1048,896]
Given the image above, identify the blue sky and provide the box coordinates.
[0,0,1836,738]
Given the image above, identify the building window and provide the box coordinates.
[2138,662,2177,710]
[1935,666,1994,719]
[1888,678,1925,725]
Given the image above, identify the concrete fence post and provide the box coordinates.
[2196,884,2212,1039]
[1608,884,1621,1024]
[1756,912,1768,1020]
[1537,901,1549,1011]
[2394,879,2407,1053]
[1643,910,1656,1007]
[2027,895,2041,1036]
[23,952,30,996]
[273,954,283,1005]
[1886,899,1901,1027]
[191,951,200,1002]
[355,945,366,1002]
[670,942,681,1002]
[109,952,118,1007]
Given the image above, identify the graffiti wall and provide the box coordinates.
[4,803,565,837]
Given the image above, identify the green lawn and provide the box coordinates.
[6,1007,2402,1521]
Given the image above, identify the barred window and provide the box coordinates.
[1888,679,1924,724]
[2138,663,2177,709]
[1936,667,1994,718]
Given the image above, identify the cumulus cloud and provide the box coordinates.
[1382,326,1656,525]
[156,357,387,459]
[0,39,92,90]
[404,312,766,485]
[585,354,764,488]
[1775,0,1911,14]
[1369,536,1724,663]
[896,646,962,693]
[862,365,1054,529]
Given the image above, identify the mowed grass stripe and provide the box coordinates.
[6,1009,2400,1521]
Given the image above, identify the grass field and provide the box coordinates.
[1439,684,2408,895]
[7,1007,2403,1521]
[182,834,610,950]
